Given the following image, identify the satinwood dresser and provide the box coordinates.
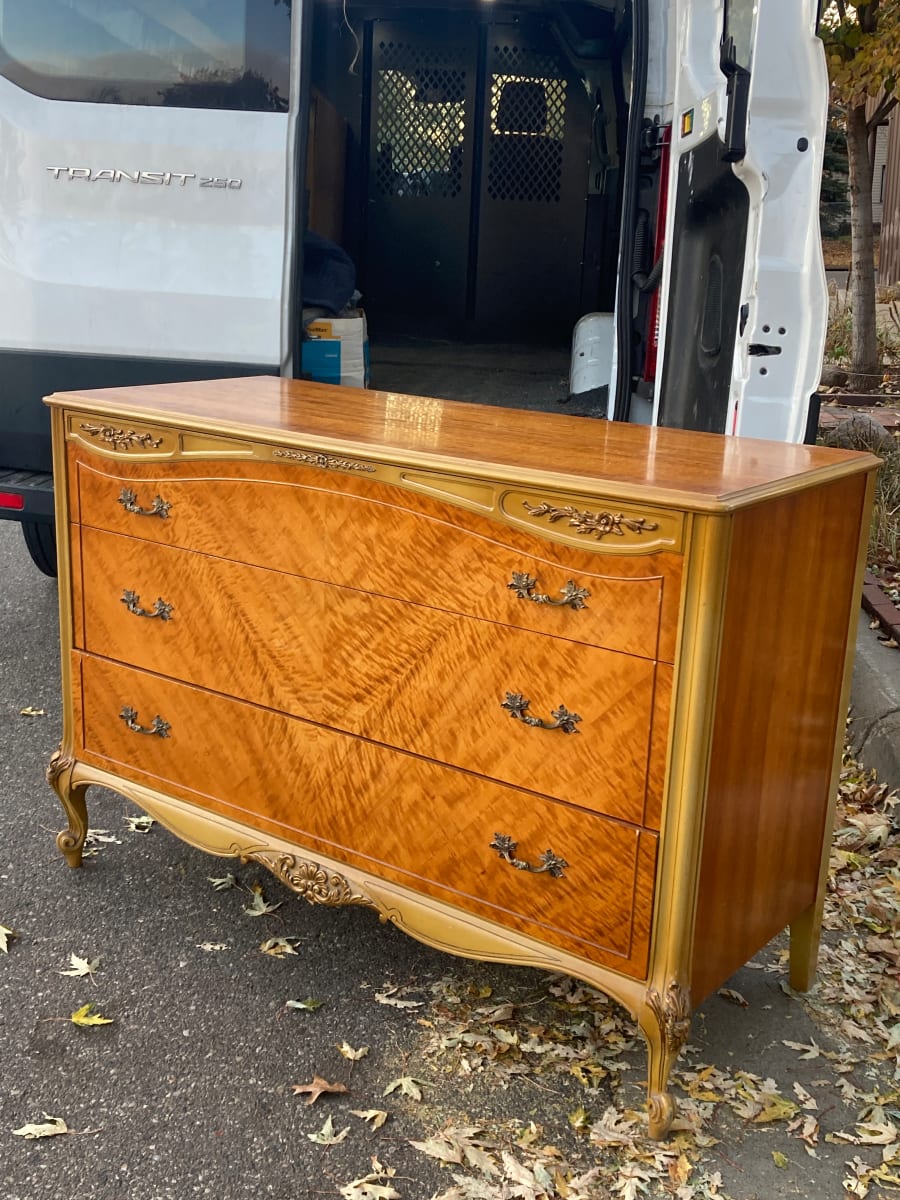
[45,377,878,1136]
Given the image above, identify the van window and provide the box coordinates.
[723,0,755,68]
[0,0,290,109]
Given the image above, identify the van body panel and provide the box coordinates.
[0,79,289,364]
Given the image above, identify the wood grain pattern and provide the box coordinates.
[689,473,870,1002]
[48,376,879,509]
[73,652,657,978]
[77,525,669,827]
[71,447,683,662]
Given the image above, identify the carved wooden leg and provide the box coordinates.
[638,979,692,1139]
[789,900,823,992]
[46,749,89,868]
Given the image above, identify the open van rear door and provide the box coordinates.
[653,0,828,442]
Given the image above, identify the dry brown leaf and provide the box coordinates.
[292,1075,348,1105]
[338,1041,369,1061]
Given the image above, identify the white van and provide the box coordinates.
[0,0,828,574]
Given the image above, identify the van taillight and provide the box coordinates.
[642,125,672,383]
[0,492,25,511]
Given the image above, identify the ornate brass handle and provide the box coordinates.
[118,487,171,519]
[501,692,582,734]
[490,834,569,878]
[121,590,174,621]
[119,706,171,738]
[507,571,590,610]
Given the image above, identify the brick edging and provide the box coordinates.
[862,571,900,644]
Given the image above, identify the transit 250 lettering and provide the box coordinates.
[46,167,242,188]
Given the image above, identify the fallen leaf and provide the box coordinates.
[208,873,237,891]
[568,1106,590,1132]
[338,1041,369,1061]
[717,987,749,1008]
[259,937,299,957]
[772,1151,789,1168]
[124,814,155,833]
[307,1114,350,1145]
[855,1120,898,1145]
[82,825,120,854]
[752,1093,799,1124]
[292,1075,348,1105]
[792,1082,818,1110]
[70,1003,113,1027]
[383,1075,427,1101]
[339,1158,400,1200]
[351,1109,388,1129]
[243,884,282,916]
[375,987,423,1010]
[286,997,324,1011]
[19,706,45,717]
[11,1115,69,1139]
[59,953,100,978]
[196,942,228,952]
[0,923,17,953]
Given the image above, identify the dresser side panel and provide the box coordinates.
[690,471,872,1002]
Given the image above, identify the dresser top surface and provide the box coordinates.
[47,375,879,510]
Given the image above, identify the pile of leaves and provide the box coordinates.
[392,748,900,1199]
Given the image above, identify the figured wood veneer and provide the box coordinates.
[69,449,682,661]
[46,376,879,1139]
[77,525,669,826]
[73,653,657,978]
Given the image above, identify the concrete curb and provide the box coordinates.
[850,609,900,787]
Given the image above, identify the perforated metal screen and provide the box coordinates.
[374,41,467,199]
[487,45,568,204]
[364,17,591,341]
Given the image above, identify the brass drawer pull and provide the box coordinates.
[119,706,171,738]
[121,590,174,621]
[508,571,590,610]
[501,692,581,734]
[490,833,569,879]
[118,487,172,519]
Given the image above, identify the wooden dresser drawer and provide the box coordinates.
[73,652,657,979]
[69,448,682,662]
[75,526,669,827]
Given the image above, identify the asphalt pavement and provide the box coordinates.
[1,518,897,1200]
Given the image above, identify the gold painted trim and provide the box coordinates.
[66,412,177,459]
[243,849,375,908]
[647,512,731,978]
[79,422,164,451]
[646,978,692,1055]
[522,499,659,541]
[272,448,375,473]
[502,489,683,556]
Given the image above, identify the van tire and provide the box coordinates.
[21,521,58,577]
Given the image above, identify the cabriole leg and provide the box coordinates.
[47,749,89,868]
[638,978,692,1139]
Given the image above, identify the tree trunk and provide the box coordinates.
[846,102,879,391]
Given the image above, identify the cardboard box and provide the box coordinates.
[302,309,369,389]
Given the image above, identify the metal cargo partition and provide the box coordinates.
[363,12,592,342]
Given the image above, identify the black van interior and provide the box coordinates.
[304,0,645,414]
